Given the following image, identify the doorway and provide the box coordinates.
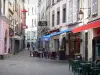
[92,38,100,61]
[14,40,19,54]
[85,32,88,61]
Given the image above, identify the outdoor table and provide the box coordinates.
[80,62,91,75]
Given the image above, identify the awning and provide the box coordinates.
[41,28,72,41]
[72,20,100,33]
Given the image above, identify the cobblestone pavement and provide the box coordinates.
[0,49,73,75]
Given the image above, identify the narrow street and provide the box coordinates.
[0,49,73,75]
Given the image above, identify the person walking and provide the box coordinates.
[27,43,30,51]
[30,42,35,57]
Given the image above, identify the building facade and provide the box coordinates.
[25,0,38,47]
[0,0,25,58]
[8,0,26,55]
[37,0,50,49]
[38,0,100,61]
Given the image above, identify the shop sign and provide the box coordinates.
[38,21,47,26]
[9,28,14,37]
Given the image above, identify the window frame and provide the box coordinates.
[63,8,66,23]
[57,11,60,25]
[52,0,54,6]
[92,0,98,17]
[52,14,54,27]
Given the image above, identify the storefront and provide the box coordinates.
[67,32,82,58]
[12,35,23,54]
[72,20,100,61]
[41,28,72,60]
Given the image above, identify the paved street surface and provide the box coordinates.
[0,49,73,75]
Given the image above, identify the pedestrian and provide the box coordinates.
[27,43,30,51]
[31,42,35,57]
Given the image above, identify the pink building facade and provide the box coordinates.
[0,18,10,57]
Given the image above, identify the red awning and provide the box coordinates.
[72,20,100,33]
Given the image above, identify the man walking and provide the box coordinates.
[27,43,30,51]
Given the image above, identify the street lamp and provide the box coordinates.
[79,8,91,20]
[79,10,84,20]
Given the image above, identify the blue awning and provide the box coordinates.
[41,28,72,41]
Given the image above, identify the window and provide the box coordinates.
[32,19,34,27]
[32,7,33,14]
[28,8,29,15]
[52,0,54,5]
[35,19,36,26]
[32,31,35,37]
[31,31,34,40]
[57,0,61,2]
[15,0,17,11]
[52,14,54,26]
[34,32,36,37]
[3,0,5,15]
[48,0,51,7]
[63,4,66,23]
[77,0,80,19]
[27,31,30,40]
[35,8,37,14]
[28,0,29,4]
[92,0,98,17]
[57,11,60,25]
